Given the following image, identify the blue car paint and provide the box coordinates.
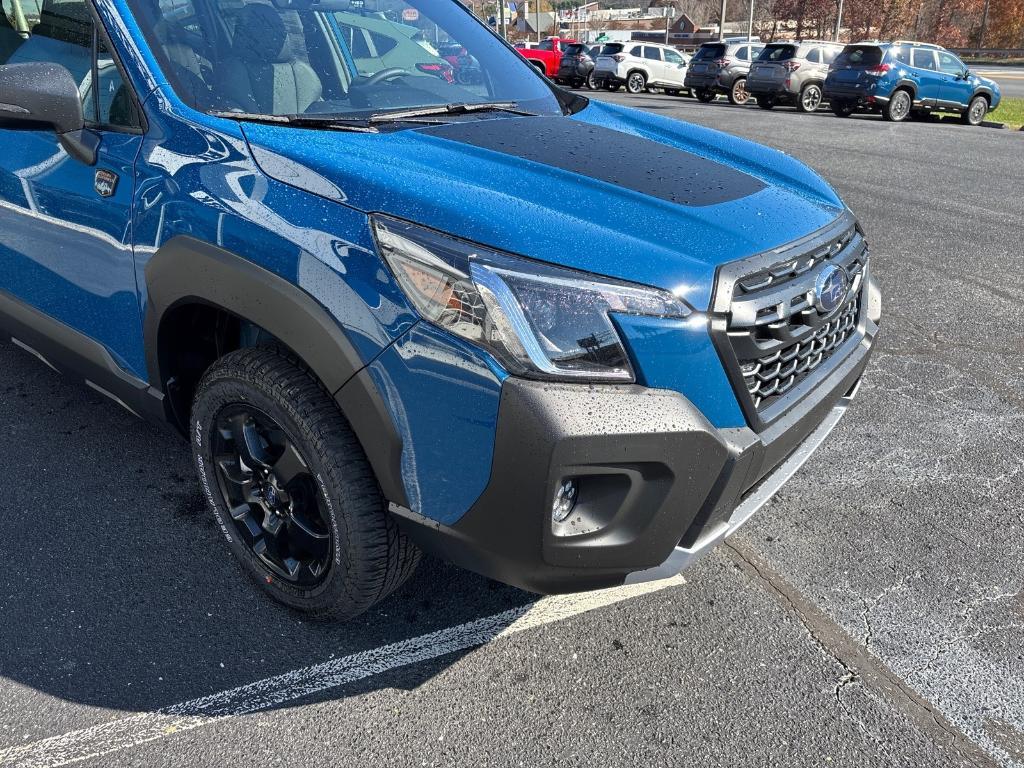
[0,0,854,525]
[239,104,844,313]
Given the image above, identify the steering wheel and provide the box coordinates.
[362,68,412,87]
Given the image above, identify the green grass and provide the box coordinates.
[992,96,1024,128]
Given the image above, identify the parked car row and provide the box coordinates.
[541,35,1001,127]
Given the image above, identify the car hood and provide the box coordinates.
[240,100,845,310]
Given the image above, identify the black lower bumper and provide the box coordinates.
[392,304,877,595]
[746,81,796,100]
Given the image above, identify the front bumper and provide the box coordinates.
[391,296,878,594]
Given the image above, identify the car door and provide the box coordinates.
[642,45,663,83]
[909,47,941,106]
[663,48,686,87]
[0,0,147,376]
[937,50,973,109]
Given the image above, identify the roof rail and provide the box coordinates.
[891,40,945,49]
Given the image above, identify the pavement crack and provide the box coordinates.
[725,540,1001,768]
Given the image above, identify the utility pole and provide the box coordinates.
[834,0,844,42]
[665,8,670,45]
[719,0,727,40]
[747,0,754,40]
[499,0,507,39]
[978,0,991,48]
[535,0,540,43]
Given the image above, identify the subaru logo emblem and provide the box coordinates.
[814,265,849,314]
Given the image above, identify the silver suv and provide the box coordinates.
[684,38,764,105]
[747,41,844,112]
[595,42,690,95]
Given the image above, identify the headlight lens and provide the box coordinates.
[373,217,691,382]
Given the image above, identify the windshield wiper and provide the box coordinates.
[368,102,537,124]
[210,111,379,133]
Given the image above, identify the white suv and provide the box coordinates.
[594,42,690,95]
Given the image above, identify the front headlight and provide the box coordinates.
[372,217,691,383]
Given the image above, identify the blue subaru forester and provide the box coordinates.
[0,0,880,618]
[825,41,1001,124]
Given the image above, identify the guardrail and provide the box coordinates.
[952,48,1024,59]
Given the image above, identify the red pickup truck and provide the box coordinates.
[517,37,579,77]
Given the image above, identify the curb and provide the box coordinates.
[980,120,1006,129]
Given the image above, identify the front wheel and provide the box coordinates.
[191,347,420,620]
[695,88,715,103]
[797,83,823,113]
[961,95,988,125]
[626,71,647,94]
[585,71,597,90]
[728,77,749,105]
[883,89,912,122]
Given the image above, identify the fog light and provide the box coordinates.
[552,480,578,523]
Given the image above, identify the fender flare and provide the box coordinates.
[143,235,409,506]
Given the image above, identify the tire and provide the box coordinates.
[883,89,912,122]
[831,100,854,117]
[191,346,420,620]
[695,88,715,103]
[961,95,988,125]
[604,80,621,92]
[728,77,749,105]
[626,71,647,94]
[797,83,823,113]
[756,95,775,110]
[665,88,679,96]
[585,71,597,90]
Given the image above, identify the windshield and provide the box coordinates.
[125,0,563,119]
[693,44,725,61]
[758,44,796,61]
[835,45,883,68]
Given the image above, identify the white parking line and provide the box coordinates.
[0,575,684,768]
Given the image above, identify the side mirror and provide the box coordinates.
[0,62,100,165]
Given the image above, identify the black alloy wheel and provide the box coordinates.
[695,88,715,103]
[212,405,331,587]
[192,346,420,619]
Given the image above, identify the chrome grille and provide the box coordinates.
[719,221,868,416]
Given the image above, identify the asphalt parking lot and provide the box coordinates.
[1,92,1022,768]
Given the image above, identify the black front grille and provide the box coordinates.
[713,214,869,423]
[739,291,861,410]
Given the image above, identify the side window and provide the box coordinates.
[1,0,139,129]
[629,45,642,57]
[664,49,683,66]
[643,46,661,61]
[937,51,964,75]
[805,47,820,64]
[366,29,397,57]
[912,48,936,71]
[889,45,911,65]
[735,46,748,61]
[822,47,839,65]
[537,39,553,51]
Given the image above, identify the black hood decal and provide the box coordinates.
[417,116,766,208]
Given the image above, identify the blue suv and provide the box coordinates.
[825,41,1001,124]
[0,0,880,619]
